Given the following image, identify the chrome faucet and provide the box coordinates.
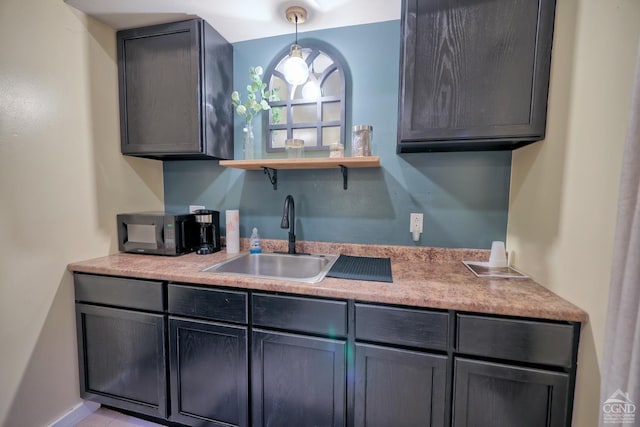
[280,195,296,254]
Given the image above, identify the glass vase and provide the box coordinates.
[243,118,255,160]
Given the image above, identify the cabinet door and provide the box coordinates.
[169,317,248,427]
[76,304,167,418]
[453,358,569,427]
[118,20,202,156]
[355,343,447,427]
[252,329,346,427]
[398,0,557,152]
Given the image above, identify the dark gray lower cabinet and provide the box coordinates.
[355,343,447,427]
[251,329,346,427]
[76,304,167,419]
[454,314,579,427]
[169,317,248,427]
[453,358,569,427]
[75,274,580,427]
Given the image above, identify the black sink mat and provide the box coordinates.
[327,255,393,283]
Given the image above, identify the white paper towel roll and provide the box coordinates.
[226,210,240,254]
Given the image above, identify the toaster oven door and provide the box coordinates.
[118,215,164,254]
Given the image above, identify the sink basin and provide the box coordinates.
[203,252,339,283]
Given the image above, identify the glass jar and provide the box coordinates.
[285,138,304,158]
[329,142,344,158]
[352,125,373,157]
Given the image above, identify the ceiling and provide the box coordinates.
[65,0,401,43]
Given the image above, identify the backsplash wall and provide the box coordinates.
[163,20,512,248]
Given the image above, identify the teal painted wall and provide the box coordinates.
[163,21,512,248]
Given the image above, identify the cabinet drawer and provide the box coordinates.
[74,273,165,311]
[355,303,449,351]
[252,293,347,337]
[457,314,576,367]
[168,284,247,324]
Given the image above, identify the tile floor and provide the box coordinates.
[75,407,164,427]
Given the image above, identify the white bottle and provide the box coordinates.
[249,227,262,254]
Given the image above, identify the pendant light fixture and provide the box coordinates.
[282,6,309,86]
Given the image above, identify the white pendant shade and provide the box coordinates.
[283,44,309,86]
[302,78,321,99]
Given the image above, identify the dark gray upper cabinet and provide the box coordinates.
[397,0,557,152]
[117,19,233,160]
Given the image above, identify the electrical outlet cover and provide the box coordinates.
[410,213,423,233]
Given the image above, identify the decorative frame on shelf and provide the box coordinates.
[263,40,350,153]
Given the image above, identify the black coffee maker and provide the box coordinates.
[193,209,220,255]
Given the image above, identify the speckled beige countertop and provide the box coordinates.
[67,239,588,323]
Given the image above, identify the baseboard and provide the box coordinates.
[48,400,100,427]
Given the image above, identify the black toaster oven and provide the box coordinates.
[117,212,201,256]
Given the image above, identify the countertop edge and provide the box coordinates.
[67,244,589,324]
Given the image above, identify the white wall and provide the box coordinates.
[507,0,640,425]
[0,0,164,425]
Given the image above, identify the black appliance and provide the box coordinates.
[193,209,221,255]
[117,212,202,256]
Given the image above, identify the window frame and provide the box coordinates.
[263,40,349,153]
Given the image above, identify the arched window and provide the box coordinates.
[264,41,348,153]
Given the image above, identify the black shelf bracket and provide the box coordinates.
[263,167,277,190]
[339,165,348,190]
[261,166,351,190]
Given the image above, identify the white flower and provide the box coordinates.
[232,65,278,121]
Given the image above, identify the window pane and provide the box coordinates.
[270,106,285,125]
[302,78,322,101]
[292,128,317,146]
[323,70,340,97]
[270,75,289,101]
[312,53,333,75]
[270,129,288,149]
[292,83,305,101]
[322,102,340,122]
[322,126,341,147]
[292,104,317,124]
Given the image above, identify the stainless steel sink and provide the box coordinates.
[203,252,339,283]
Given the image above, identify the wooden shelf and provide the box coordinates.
[219,156,380,171]
[219,156,380,190]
